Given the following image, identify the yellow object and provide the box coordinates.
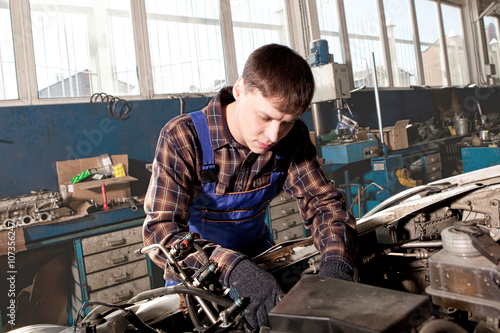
[396,168,418,187]
[448,126,456,136]
[113,163,126,178]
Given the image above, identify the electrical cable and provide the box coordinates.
[90,92,132,120]
[185,294,205,330]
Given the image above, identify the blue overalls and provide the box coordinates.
[165,111,289,286]
[165,111,289,287]
[188,110,291,254]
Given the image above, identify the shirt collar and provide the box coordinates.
[205,86,239,150]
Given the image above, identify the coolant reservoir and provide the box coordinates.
[426,224,500,319]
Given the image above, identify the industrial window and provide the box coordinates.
[484,16,500,82]
[441,3,469,86]
[415,0,445,86]
[145,0,226,94]
[315,0,344,63]
[29,0,138,99]
[0,0,18,100]
[343,0,387,88]
[230,0,289,77]
[382,0,420,87]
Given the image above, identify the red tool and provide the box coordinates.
[101,183,111,210]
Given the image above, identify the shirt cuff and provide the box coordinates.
[211,246,248,287]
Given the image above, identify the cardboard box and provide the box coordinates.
[369,120,410,151]
[56,154,137,205]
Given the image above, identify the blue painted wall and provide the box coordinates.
[1,97,210,197]
[2,87,500,198]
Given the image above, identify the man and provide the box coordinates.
[143,43,357,329]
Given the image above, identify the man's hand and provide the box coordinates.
[228,259,283,329]
[318,259,354,281]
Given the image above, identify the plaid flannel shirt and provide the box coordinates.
[143,87,357,286]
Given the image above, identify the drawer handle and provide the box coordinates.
[109,255,129,265]
[111,272,131,283]
[113,290,134,303]
[270,228,278,240]
[108,238,127,247]
[281,208,296,215]
[284,233,297,241]
[283,221,297,228]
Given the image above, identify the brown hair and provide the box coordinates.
[242,44,315,116]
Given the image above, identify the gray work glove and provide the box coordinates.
[318,259,354,281]
[228,259,283,329]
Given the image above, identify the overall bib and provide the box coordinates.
[165,111,289,286]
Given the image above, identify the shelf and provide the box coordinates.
[72,175,138,190]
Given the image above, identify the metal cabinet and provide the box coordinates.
[71,225,152,319]
[410,152,442,184]
[268,192,309,244]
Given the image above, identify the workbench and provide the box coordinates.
[0,205,163,332]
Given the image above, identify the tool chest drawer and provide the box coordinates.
[424,153,441,165]
[272,213,302,230]
[273,224,309,243]
[71,222,153,319]
[272,192,295,205]
[81,226,143,256]
[84,242,144,274]
[86,259,149,291]
[269,194,309,243]
[89,276,151,304]
[269,201,300,219]
[426,162,442,173]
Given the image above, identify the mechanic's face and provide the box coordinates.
[228,77,298,154]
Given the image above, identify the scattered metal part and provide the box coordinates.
[0,190,61,230]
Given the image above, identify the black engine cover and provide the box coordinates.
[269,275,432,333]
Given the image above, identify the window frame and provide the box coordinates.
[0,0,491,107]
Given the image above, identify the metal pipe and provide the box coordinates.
[311,102,323,136]
[138,244,219,324]
[128,197,138,211]
[371,52,387,158]
[338,183,361,218]
[400,241,442,248]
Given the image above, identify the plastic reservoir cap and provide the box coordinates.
[441,224,480,257]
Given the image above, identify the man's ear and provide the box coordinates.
[233,77,245,100]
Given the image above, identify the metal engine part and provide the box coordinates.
[426,225,500,323]
[0,190,61,230]
[401,206,458,241]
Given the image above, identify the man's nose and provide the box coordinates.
[266,121,281,143]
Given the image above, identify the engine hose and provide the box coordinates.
[128,285,233,307]
[418,319,468,333]
[185,294,204,329]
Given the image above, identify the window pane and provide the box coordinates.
[484,16,500,82]
[415,0,444,86]
[230,0,289,77]
[441,3,468,86]
[30,0,138,99]
[343,0,387,88]
[145,0,225,94]
[315,0,343,63]
[0,0,19,100]
[383,0,419,87]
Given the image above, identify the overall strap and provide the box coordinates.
[188,111,218,183]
